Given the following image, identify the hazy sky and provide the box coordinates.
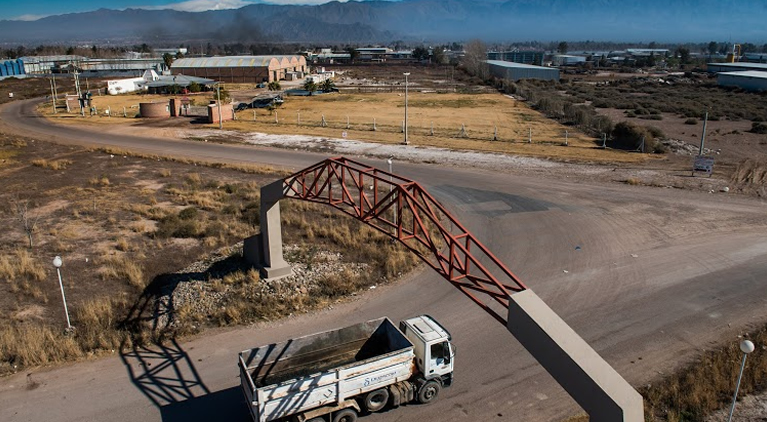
[1,0,351,21]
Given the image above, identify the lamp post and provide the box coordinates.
[727,339,755,422]
[403,72,410,145]
[215,83,223,130]
[52,256,72,331]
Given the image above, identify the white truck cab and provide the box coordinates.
[399,315,455,386]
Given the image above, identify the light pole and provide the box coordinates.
[52,256,72,331]
[727,339,755,422]
[215,83,223,130]
[403,72,410,145]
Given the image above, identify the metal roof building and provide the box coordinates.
[171,55,307,83]
[717,71,767,92]
[486,60,559,82]
[707,62,767,74]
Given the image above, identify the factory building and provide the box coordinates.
[707,62,767,74]
[487,51,545,66]
[486,60,559,82]
[717,71,767,92]
[171,55,307,83]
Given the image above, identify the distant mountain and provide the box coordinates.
[1,0,765,45]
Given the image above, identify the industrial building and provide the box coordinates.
[707,62,767,74]
[20,55,163,75]
[487,51,544,66]
[0,59,25,77]
[717,71,767,92]
[171,55,307,83]
[486,60,559,82]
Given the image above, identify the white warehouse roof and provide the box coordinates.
[172,55,303,68]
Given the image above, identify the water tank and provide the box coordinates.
[11,61,20,75]
[0,63,7,77]
[16,59,25,75]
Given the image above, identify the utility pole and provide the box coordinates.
[51,75,59,114]
[699,110,709,155]
[403,72,410,145]
[49,77,57,114]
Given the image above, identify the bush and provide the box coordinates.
[178,207,198,220]
[750,122,767,134]
[611,121,665,153]
[684,118,698,125]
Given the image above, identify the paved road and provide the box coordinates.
[1,99,766,422]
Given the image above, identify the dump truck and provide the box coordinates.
[238,315,455,422]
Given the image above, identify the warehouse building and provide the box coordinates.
[171,55,307,83]
[717,71,767,92]
[707,62,767,74]
[486,60,559,82]
[487,51,545,66]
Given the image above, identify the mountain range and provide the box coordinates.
[1,0,765,45]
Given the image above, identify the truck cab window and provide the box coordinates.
[430,341,450,365]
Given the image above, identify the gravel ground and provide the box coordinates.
[154,242,369,332]
[706,392,767,421]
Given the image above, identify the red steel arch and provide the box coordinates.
[282,156,526,325]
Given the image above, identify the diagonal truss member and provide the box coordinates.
[247,157,643,421]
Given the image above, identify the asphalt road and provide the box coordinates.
[1,99,766,422]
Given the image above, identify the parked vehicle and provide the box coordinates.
[238,315,455,422]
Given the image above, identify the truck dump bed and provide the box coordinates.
[239,317,414,422]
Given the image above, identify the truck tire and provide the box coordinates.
[331,408,357,422]
[417,380,441,404]
[363,388,389,412]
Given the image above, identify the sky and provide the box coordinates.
[0,0,352,21]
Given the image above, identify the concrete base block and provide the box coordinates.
[243,234,292,281]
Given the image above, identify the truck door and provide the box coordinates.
[427,341,453,377]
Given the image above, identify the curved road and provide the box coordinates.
[1,99,766,421]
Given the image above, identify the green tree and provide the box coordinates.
[345,47,360,63]
[412,46,430,61]
[267,81,281,91]
[676,47,691,64]
[303,80,318,94]
[320,79,336,92]
[162,53,174,70]
[188,81,201,93]
[707,41,718,55]
[432,47,447,64]
[557,41,568,54]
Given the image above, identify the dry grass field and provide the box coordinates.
[0,131,420,376]
[40,90,652,164]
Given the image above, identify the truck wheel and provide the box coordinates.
[363,388,389,412]
[417,380,441,404]
[331,408,357,422]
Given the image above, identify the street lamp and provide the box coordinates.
[52,256,72,331]
[387,158,393,192]
[403,72,410,145]
[727,339,755,422]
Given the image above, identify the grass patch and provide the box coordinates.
[31,159,73,170]
[643,325,767,421]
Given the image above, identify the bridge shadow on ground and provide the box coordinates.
[120,254,253,422]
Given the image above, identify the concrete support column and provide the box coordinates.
[506,290,644,422]
[243,180,292,280]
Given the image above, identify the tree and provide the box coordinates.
[412,46,430,62]
[676,47,691,64]
[303,80,318,94]
[345,47,360,63]
[11,198,40,249]
[557,41,568,54]
[707,41,718,56]
[188,81,201,93]
[462,39,489,80]
[320,78,336,93]
[432,47,447,64]
[162,53,174,70]
[267,81,281,91]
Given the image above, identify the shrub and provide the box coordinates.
[178,207,198,220]
[684,118,698,125]
[750,122,767,134]
[611,121,665,153]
